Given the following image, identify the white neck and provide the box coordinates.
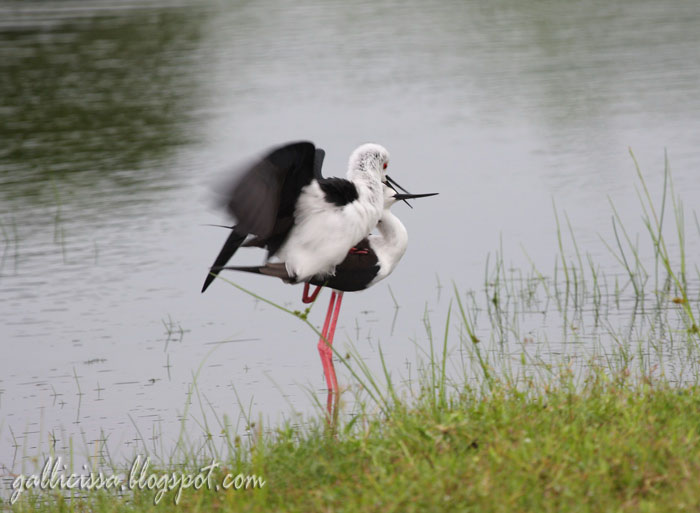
[371,209,408,281]
[346,165,384,229]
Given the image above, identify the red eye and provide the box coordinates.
[383,163,388,169]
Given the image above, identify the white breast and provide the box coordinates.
[367,210,408,287]
[276,181,383,281]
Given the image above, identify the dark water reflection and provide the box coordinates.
[1,3,205,200]
[2,0,700,474]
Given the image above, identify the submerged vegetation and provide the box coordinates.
[7,154,700,511]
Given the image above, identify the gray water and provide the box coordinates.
[2,0,700,471]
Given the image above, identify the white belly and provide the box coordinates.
[276,182,382,281]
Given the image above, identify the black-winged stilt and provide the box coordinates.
[215,185,437,395]
[201,141,436,409]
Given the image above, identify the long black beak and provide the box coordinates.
[394,192,439,201]
[385,175,410,194]
[385,174,438,208]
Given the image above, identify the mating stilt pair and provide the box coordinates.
[201,141,438,420]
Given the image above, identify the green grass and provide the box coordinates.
[7,153,700,511]
[10,376,700,512]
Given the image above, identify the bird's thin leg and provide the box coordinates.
[324,291,343,393]
[319,291,343,423]
[317,291,337,391]
[302,282,323,303]
[326,387,338,428]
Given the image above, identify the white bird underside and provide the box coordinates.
[275,180,384,281]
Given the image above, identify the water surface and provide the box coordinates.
[2,0,700,472]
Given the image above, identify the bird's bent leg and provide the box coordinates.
[302,282,323,303]
[318,291,337,391]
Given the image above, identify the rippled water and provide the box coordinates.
[2,0,700,472]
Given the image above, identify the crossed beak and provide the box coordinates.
[385,174,438,208]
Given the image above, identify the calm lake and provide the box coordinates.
[2,0,700,472]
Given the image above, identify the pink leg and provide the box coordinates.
[317,291,337,391]
[324,291,343,392]
[302,282,322,303]
[317,292,344,422]
[326,387,338,426]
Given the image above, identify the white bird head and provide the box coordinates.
[348,143,390,182]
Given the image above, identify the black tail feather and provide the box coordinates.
[211,265,263,275]
[216,262,292,282]
[201,229,248,292]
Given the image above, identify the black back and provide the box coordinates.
[319,178,359,207]
[308,238,380,291]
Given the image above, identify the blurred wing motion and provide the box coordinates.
[201,142,322,292]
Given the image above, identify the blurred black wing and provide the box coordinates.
[313,148,325,179]
[201,229,246,293]
[223,141,318,239]
[203,141,320,293]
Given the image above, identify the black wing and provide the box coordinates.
[201,229,247,292]
[261,145,328,257]
[313,148,325,179]
[202,141,320,293]
[223,141,317,239]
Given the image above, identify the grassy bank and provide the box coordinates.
[9,375,700,512]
